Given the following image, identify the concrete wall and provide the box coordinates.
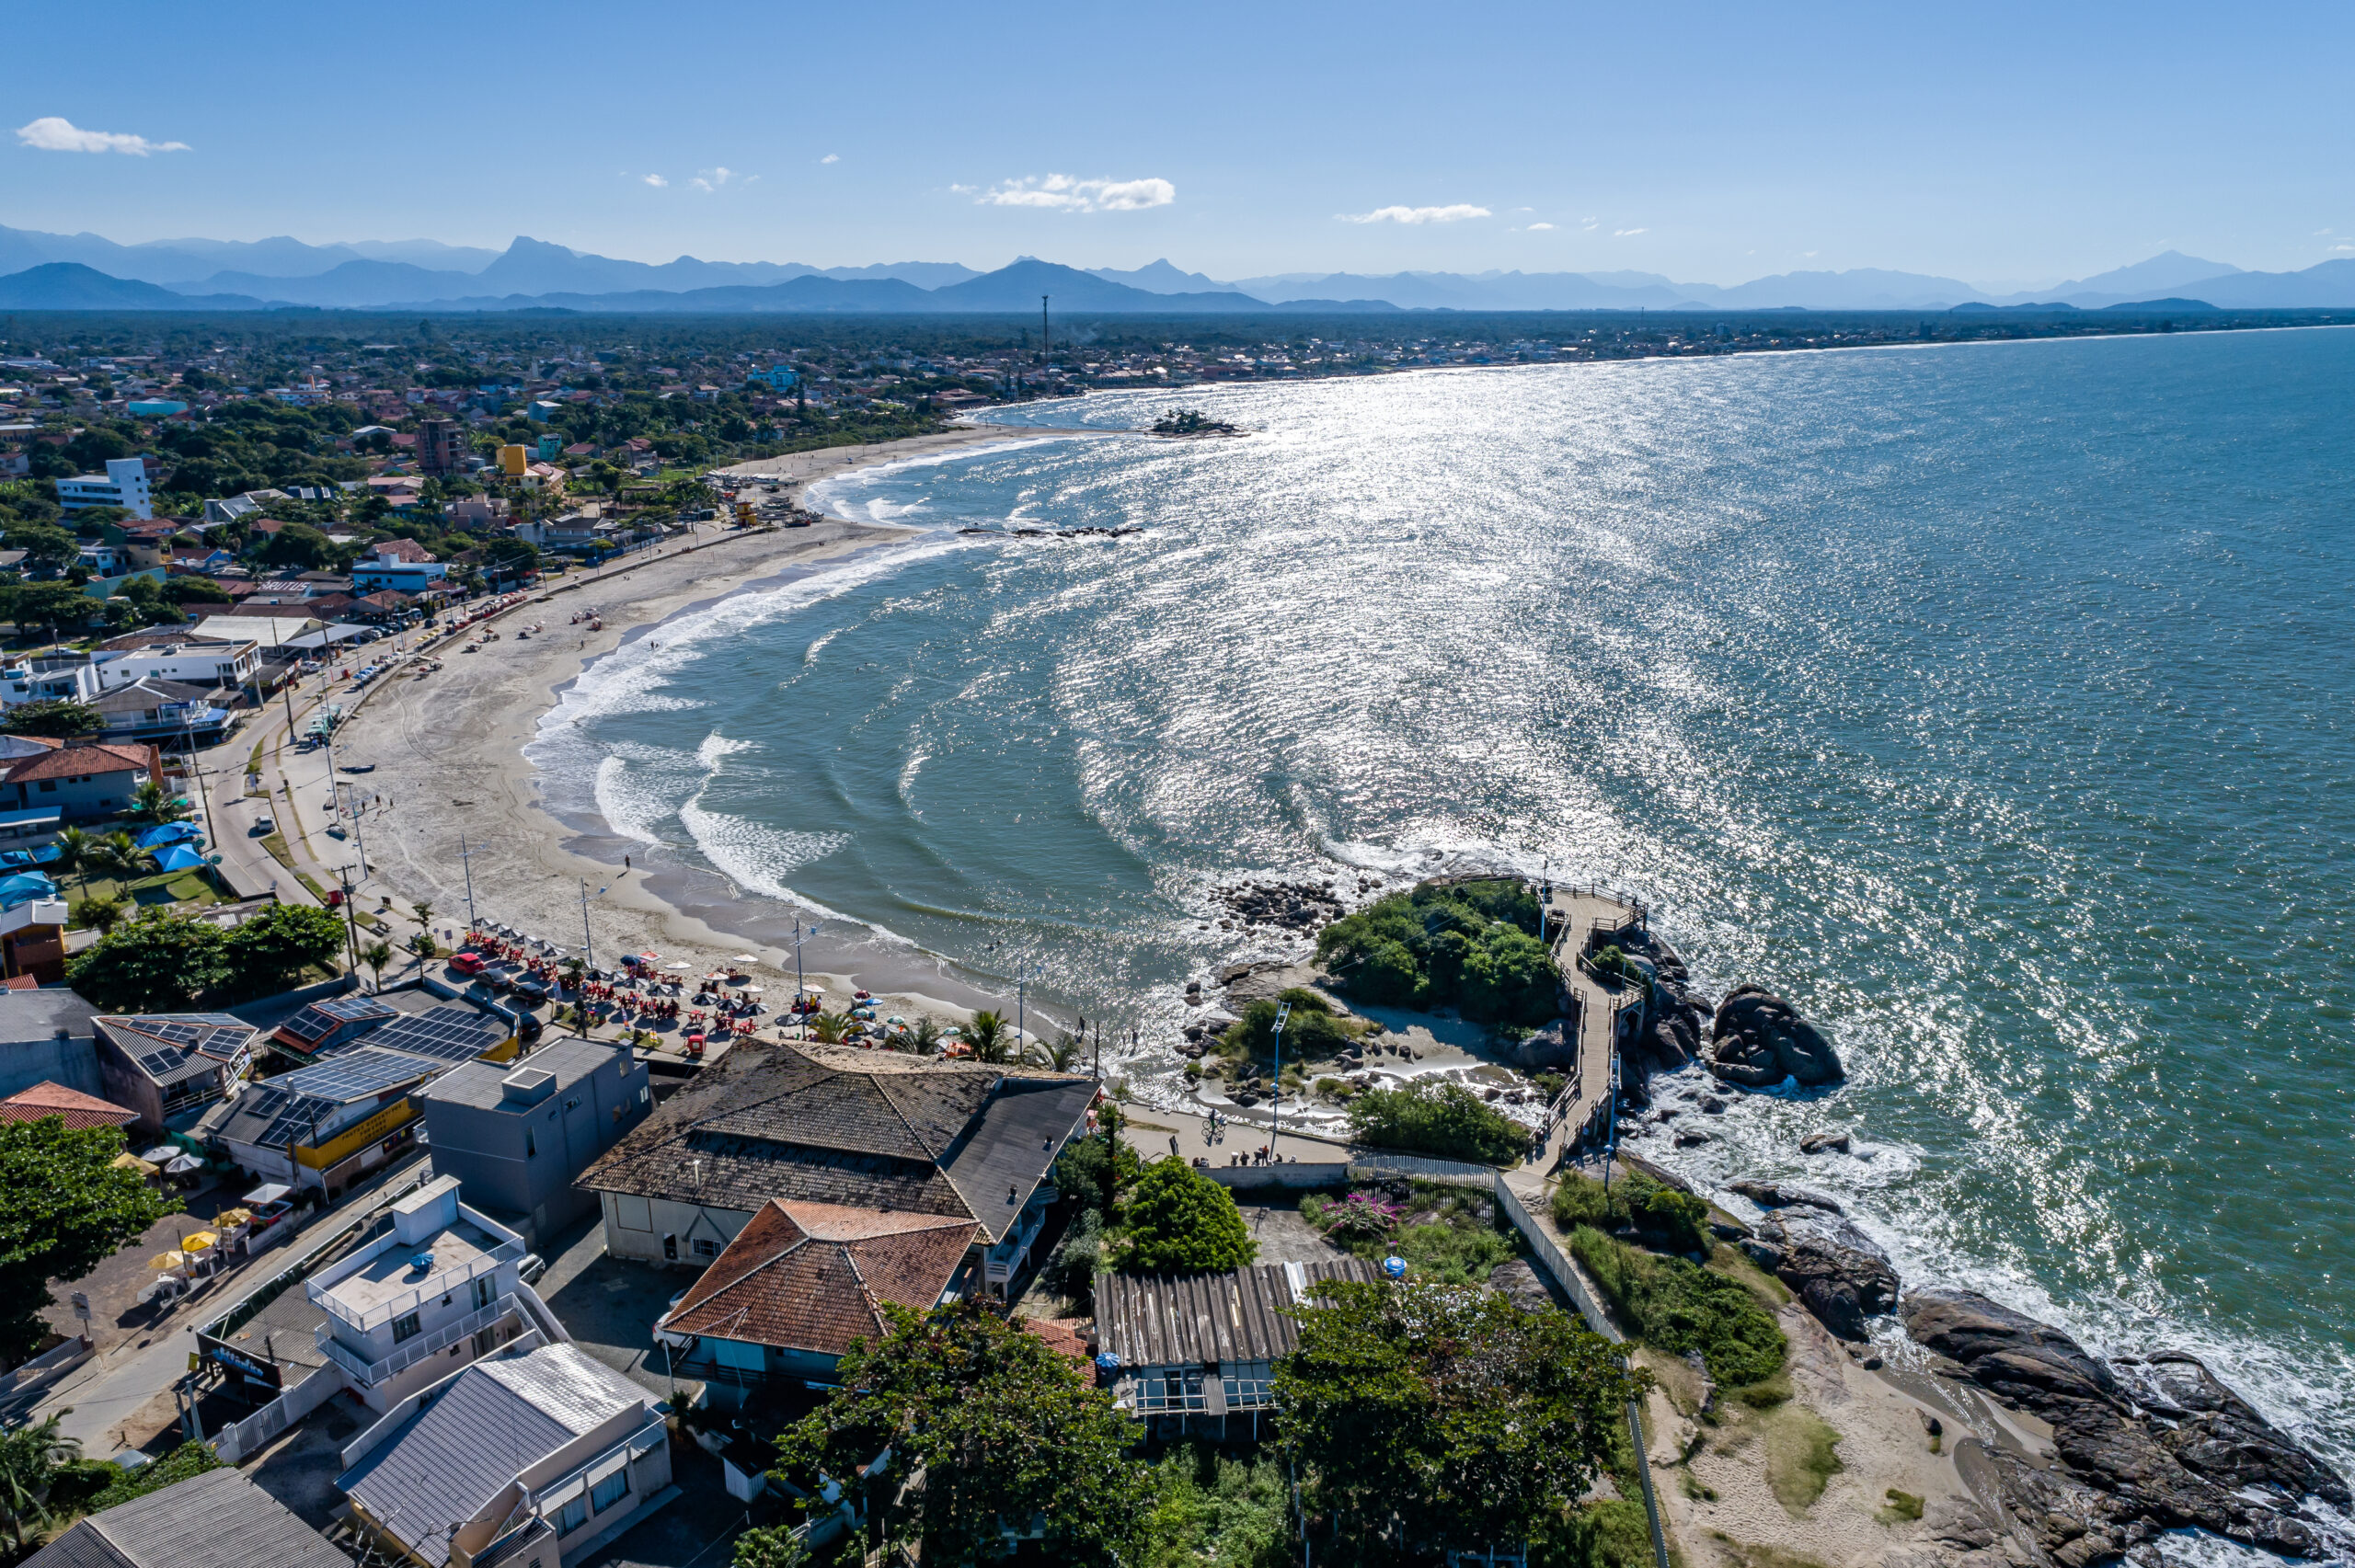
[0,1031,99,1100]
[598,1190,752,1266]
[423,1047,651,1245]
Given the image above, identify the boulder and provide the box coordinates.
[2118,1353,2351,1508]
[1727,1179,1844,1215]
[1706,985,1844,1088]
[1496,1017,1576,1071]
[1799,1129,1853,1154]
[1753,1209,1898,1341]
[1900,1288,2118,1405]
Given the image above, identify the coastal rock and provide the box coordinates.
[1706,985,1844,1089]
[1901,1289,2349,1556]
[1496,1017,1577,1071]
[1727,1178,1844,1215]
[1485,1257,1557,1314]
[1799,1129,1854,1154]
[1752,1209,1898,1341]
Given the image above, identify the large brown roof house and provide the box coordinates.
[579,1043,1095,1299]
[655,1198,977,1399]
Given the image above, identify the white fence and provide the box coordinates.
[0,1336,92,1407]
[211,1362,342,1465]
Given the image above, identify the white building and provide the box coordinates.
[0,662,102,710]
[92,637,261,693]
[56,458,154,521]
[304,1175,561,1413]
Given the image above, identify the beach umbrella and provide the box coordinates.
[181,1230,220,1251]
[741,986,763,993]
[213,1207,254,1228]
[163,1152,204,1175]
[730,954,761,964]
[148,1250,188,1272]
[665,961,693,971]
[111,1152,158,1176]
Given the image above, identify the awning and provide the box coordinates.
[243,1182,292,1205]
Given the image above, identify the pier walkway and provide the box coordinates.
[1535,886,1646,1172]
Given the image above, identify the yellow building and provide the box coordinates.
[498,443,530,478]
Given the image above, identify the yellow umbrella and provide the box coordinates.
[181,1231,220,1253]
[213,1207,254,1229]
[112,1152,159,1176]
[148,1250,188,1271]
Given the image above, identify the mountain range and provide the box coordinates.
[0,224,2350,315]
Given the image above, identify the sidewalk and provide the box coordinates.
[1119,1102,1350,1167]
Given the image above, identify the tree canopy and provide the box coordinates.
[1344,1081,1532,1166]
[775,1298,1150,1566]
[0,699,99,738]
[67,910,229,1011]
[0,1117,176,1359]
[1272,1280,1648,1562]
[223,902,347,996]
[1111,1157,1257,1274]
[1315,879,1558,1024]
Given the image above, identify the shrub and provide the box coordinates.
[1054,1130,1142,1221]
[1315,879,1557,1024]
[1112,1158,1257,1274]
[1307,1190,1400,1243]
[1221,993,1360,1064]
[1549,1171,1712,1254]
[1344,1081,1528,1165]
[1044,1209,1105,1308]
[83,1439,219,1514]
[1545,1499,1658,1568]
[1567,1227,1786,1389]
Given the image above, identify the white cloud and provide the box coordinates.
[1338,203,1490,225]
[1613,227,1647,237]
[821,153,839,165]
[642,173,668,188]
[1526,222,1556,232]
[2336,243,2355,253]
[977,174,1175,212]
[688,166,739,194]
[17,116,188,155]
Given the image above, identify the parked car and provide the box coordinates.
[448,951,488,976]
[250,816,275,835]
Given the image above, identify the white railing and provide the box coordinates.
[983,1203,1051,1284]
[313,1238,524,1334]
[316,1295,515,1386]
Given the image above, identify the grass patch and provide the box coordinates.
[1554,1170,1712,1254]
[1762,1406,1842,1514]
[1568,1226,1787,1388]
[1301,1180,1520,1283]
[1706,1534,1831,1568]
[1879,1488,1924,1524]
[1547,1499,1656,1568]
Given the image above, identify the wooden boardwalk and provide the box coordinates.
[1534,886,1645,1172]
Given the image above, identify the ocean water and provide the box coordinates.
[533,328,2355,1476]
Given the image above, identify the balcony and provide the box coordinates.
[983,1198,1051,1290]
[313,1233,525,1336]
[316,1294,517,1387]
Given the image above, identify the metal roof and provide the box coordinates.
[23,1467,348,1568]
[419,1038,632,1111]
[352,1005,510,1065]
[339,1344,649,1568]
[1099,1260,1380,1369]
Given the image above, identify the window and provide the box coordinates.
[472,1275,493,1310]
[692,1237,718,1259]
[36,782,52,793]
[556,1495,588,1535]
[590,1467,629,1514]
[615,1195,652,1231]
[391,1311,421,1344]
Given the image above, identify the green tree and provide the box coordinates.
[0,582,102,635]
[129,780,190,825]
[361,940,393,990]
[731,1525,810,1568]
[67,910,230,1011]
[408,930,439,960]
[222,902,348,996]
[775,1298,1150,1566]
[1053,1130,1143,1222]
[85,832,154,885]
[905,1013,944,1055]
[1111,1157,1257,1274]
[158,575,233,607]
[0,699,99,739]
[1345,1081,1530,1166]
[965,1009,1009,1063]
[49,828,90,893]
[70,894,125,936]
[0,1410,80,1552]
[0,1117,176,1359]
[1272,1280,1648,1562]
[2,521,78,574]
[255,521,335,571]
[807,1008,851,1045]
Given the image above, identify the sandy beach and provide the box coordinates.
[324,423,1072,1032]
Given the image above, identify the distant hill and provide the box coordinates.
[2016,251,2242,306]
[2099,297,2218,312]
[0,223,496,285]
[930,258,1270,314]
[0,262,263,311]
[1086,258,1243,295]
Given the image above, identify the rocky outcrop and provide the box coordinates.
[1741,1208,1898,1340]
[1496,1015,1577,1071]
[1212,879,1345,935]
[1727,1179,1844,1214]
[1902,1288,2349,1561]
[1706,985,1844,1088]
[1798,1129,1853,1154]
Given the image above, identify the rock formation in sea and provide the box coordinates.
[1902,1288,2349,1563]
[1740,1207,1901,1341]
[1706,984,1844,1088]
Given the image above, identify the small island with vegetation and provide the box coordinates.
[1148,406,1244,437]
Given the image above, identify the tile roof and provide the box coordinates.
[1098,1260,1381,1369]
[576,1046,1094,1241]
[23,1466,349,1568]
[339,1344,649,1568]
[0,1080,137,1130]
[664,1199,974,1357]
[4,742,155,784]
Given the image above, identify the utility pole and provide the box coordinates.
[1269,1000,1292,1153]
[578,880,606,1036]
[790,918,822,1039]
[333,864,362,975]
[458,834,478,933]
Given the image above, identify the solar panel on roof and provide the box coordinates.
[136,1047,187,1076]
[364,1009,504,1064]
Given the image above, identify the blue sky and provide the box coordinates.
[8,0,2353,286]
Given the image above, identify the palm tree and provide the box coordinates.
[411,899,434,931]
[361,940,392,991]
[808,1009,853,1046]
[907,1014,945,1056]
[51,827,90,893]
[0,1411,79,1552]
[967,1010,1009,1064]
[129,780,189,824]
[1045,1030,1084,1072]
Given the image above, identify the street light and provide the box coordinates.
[458,834,479,933]
[983,944,1046,1061]
[788,919,823,1039]
[577,880,607,1037]
[1268,1000,1292,1154]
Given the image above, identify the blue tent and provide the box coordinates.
[155,844,207,873]
[134,821,201,850]
[0,871,58,908]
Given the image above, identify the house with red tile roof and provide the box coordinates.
[0,1079,137,1131]
[654,1197,975,1397]
[0,735,161,822]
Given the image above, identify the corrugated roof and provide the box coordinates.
[419,1039,632,1111]
[24,1467,348,1568]
[340,1344,646,1568]
[665,1199,974,1358]
[1099,1260,1380,1368]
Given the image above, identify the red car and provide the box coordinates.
[448,952,488,976]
